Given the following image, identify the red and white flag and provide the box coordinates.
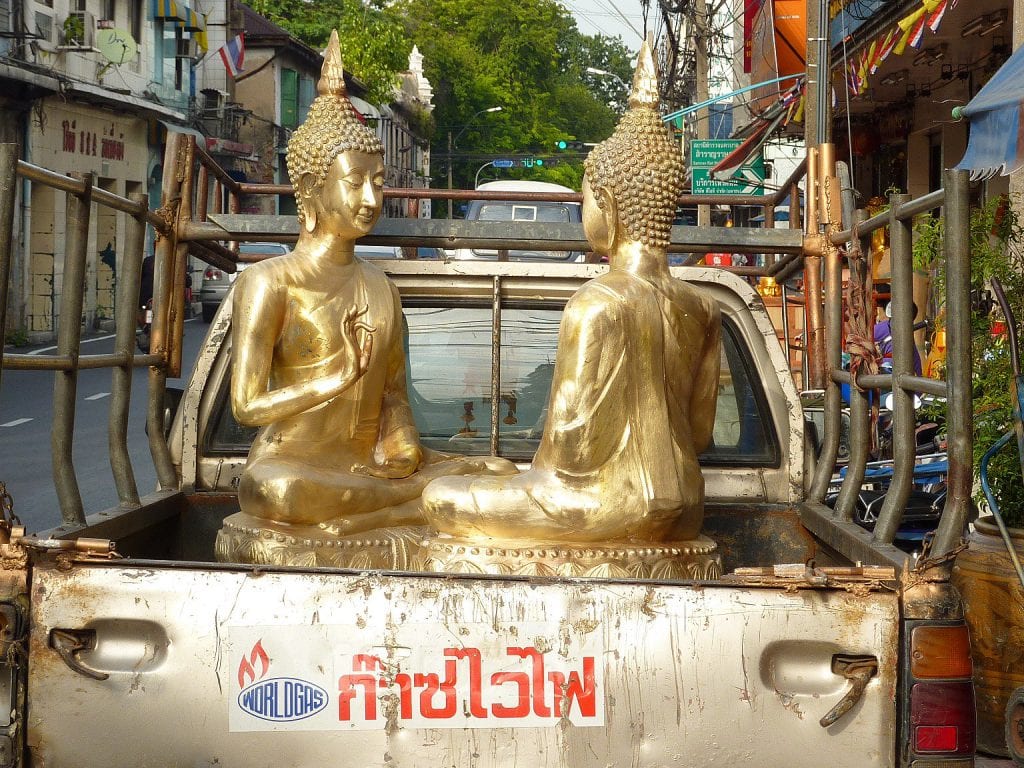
[218,33,245,78]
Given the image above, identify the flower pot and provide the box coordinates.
[952,516,1024,757]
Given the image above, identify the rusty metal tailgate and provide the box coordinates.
[26,563,898,767]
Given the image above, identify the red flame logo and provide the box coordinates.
[237,639,270,688]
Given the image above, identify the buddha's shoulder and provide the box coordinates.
[564,274,635,319]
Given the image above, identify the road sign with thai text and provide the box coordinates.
[690,139,765,196]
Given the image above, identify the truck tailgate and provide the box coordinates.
[27,563,898,767]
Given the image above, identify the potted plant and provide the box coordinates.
[61,13,85,47]
[942,195,1024,761]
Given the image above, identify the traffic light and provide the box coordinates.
[555,140,586,151]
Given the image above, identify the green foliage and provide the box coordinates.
[929,196,1024,526]
[4,326,28,347]
[246,0,409,105]
[968,197,1024,527]
[394,0,628,194]
[62,13,85,45]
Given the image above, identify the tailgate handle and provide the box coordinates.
[50,629,109,681]
[819,654,877,728]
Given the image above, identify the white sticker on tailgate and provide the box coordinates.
[227,623,605,731]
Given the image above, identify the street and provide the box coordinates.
[0,316,207,534]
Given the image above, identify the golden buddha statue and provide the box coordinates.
[420,40,724,579]
[215,31,514,568]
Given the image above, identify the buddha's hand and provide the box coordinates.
[339,305,376,385]
[351,445,423,480]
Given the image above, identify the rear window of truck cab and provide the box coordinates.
[205,305,779,468]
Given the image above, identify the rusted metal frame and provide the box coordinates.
[770,252,804,282]
[857,372,946,398]
[194,141,242,195]
[807,145,837,389]
[830,211,873,522]
[807,159,851,503]
[873,194,917,544]
[932,169,972,555]
[51,172,92,526]
[3,352,162,370]
[147,134,184,489]
[0,144,17,393]
[490,276,502,456]
[829,190,944,245]
[188,240,237,272]
[167,138,196,379]
[799,500,910,571]
[196,164,210,223]
[107,192,148,508]
[149,136,180,367]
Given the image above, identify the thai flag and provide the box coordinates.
[877,28,898,66]
[219,33,244,78]
[927,0,947,32]
[907,14,927,49]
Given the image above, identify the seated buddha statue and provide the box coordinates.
[215,32,513,567]
[420,40,723,578]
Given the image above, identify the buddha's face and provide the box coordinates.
[314,151,385,239]
[582,176,611,256]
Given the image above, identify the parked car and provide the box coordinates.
[199,242,289,322]
[450,180,584,262]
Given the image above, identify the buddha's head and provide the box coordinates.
[583,38,684,250]
[286,30,385,233]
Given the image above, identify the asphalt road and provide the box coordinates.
[0,316,206,534]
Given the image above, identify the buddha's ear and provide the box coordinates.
[595,184,618,247]
[297,174,318,233]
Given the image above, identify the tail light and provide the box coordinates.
[204,267,223,280]
[906,623,976,763]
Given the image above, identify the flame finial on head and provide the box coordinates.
[629,35,660,110]
[318,29,347,98]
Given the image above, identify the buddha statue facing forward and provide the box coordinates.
[215,32,514,568]
[421,40,723,579]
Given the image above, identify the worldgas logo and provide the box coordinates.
[236,639,329,722]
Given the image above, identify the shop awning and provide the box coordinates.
[955,44,1024,180]
[153,0,205,31]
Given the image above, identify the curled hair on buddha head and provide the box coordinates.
[286,30,384,226]
[583,36,684,248]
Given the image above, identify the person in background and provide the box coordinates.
[874,301,922,376]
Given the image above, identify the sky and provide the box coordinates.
[562,0,647,52]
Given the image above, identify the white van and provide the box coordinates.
[451,180,584,262]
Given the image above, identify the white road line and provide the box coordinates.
[0,418,33,427]
[26,316,196,355]
[85,392,111,401]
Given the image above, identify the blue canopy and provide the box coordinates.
[956,45,1024,180]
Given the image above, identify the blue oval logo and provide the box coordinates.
[238,677,329,722]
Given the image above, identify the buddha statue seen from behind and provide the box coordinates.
[215,32,514,568]
[421,40,723,578]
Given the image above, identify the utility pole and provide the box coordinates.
[695,0,710,227]
[446,130,453,220]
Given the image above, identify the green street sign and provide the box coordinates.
[690,139,765,196]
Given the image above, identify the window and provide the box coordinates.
[298,75,315,124]
[128,0,141,42]
[206,300,779,469]
[280,68,298,129]
[155,20,185,91]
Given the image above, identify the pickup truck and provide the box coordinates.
[0,137,977,767]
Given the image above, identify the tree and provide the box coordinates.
[246,0,409,105]
[395,0,628,196]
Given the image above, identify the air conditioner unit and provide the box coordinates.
[176,37,198,59]
[59,9,94,49]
